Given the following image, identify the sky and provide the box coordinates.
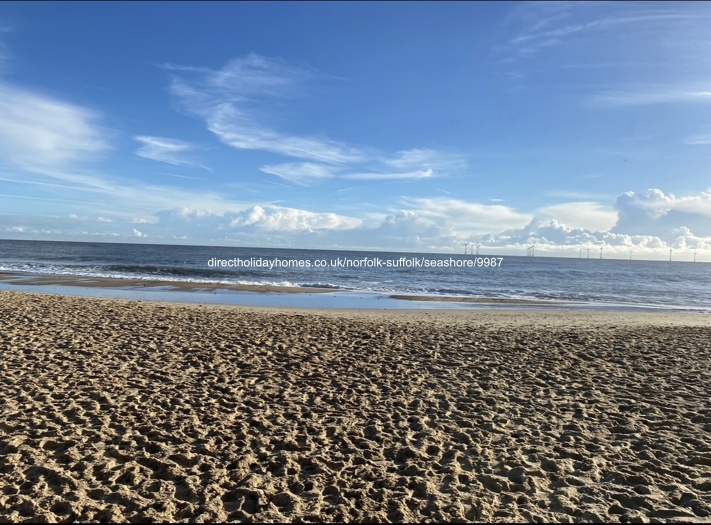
[1,1,711,259]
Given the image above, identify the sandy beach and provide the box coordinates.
[1,291,710,523]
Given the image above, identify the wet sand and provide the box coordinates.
[388,294,573,306]
[0,272,337,294]
[1,291,710,522]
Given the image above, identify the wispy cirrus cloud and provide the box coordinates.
[506,3,711,59]
[587,88,711,108]
[258,147,468,185]
[502,2,711,105]
[344,169,434,181]
[259,162,337,185]
[166,54,366,165]
[0,81,250,221]
[164,54,468,183]
[381,148,468,172]
[685,132,711,145]
[0,25,13,72]
[134,135,209,169]
[206,104,365,164]
[0,82,109,171]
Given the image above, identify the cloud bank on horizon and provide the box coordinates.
[1,2,711,259]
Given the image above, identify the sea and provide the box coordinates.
[1,239,710,312]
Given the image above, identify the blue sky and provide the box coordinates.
[1,1,711,259]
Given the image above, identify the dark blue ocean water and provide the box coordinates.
[1,240,710,311]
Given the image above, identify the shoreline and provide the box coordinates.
[2,271,709,313]
[2,289,711,327]
[0,271,337,294]
[2,290,710,522]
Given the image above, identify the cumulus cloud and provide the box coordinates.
[334,187,696,256]
[477,217,674,256]
[145,204,363,237]
[469,188,711,256]
[229,205,362,232]
[613,188,711,237]
[323,198,536,252]
[9,183,708,255]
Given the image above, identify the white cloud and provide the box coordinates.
[0,82,109,170]
[613,189,711,237]
[685,133,711,145]
[260,150,466,183]
[206,105,365,164]
[0,25,12,72]
[166,54,467,181]
[341,189,711,255]
[468,188,711,255]
[506,3,711,59]
[165,54,308,100]
[537,201,618,231]
[401,197,533,234]
[6,182,711,255]
[345,168,434,181]
[134,135,208,169]
[229,205,362,232]
[381,148,468,173]
[546,190,613,200]
[479,217,667,253]
[167,55,366,164]
[132,217,156,224]
[260,162,337,185]
[587,88,711,109]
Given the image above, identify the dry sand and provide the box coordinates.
[1,291,710,523]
